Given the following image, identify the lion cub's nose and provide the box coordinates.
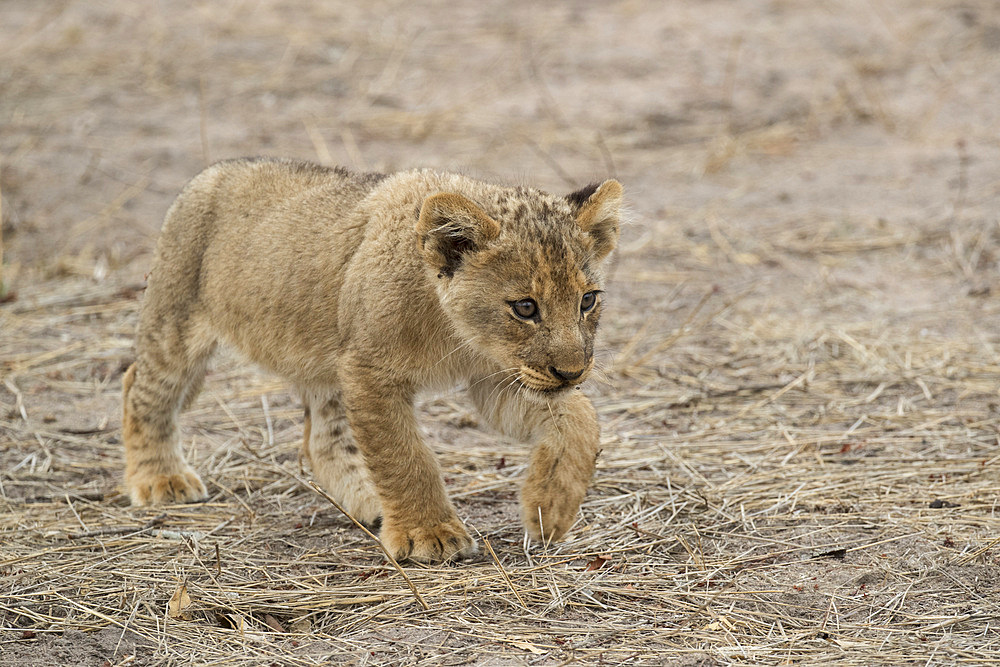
[549,366,585,383]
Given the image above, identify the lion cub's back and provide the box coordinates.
[175,157,377,231]
[151,158,384,378]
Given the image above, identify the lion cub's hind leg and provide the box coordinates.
[301,388,382,528]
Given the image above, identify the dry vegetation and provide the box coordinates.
[2,1,1000,664]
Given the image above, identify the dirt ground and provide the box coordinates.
[2,0,1000,664]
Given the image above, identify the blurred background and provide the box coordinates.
[4,1,998,289]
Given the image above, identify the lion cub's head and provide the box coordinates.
[416,180,623,397]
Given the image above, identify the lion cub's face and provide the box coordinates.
[417,181,622,397]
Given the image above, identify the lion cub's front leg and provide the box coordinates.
[341,372,478,563]
[470,383,599,544]
[519,391,600,542]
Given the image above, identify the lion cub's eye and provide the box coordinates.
[510,299,538,320]
[581,291,598,313]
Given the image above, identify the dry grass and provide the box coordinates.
[3,0,1000,664]
[2,244,999,665]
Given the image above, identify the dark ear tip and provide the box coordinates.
[566,183,601,208]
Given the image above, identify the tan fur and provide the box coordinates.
[122,158,622,563]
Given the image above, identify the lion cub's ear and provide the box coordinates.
[417,193,500,278]
[567,180,623,262]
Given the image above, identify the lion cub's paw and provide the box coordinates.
[127,467,207,506]
[521,482,586,545]
[381,518,478,563]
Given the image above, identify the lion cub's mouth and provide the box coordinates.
[516,364,590,394]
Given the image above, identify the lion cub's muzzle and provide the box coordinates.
[519,357,594,392]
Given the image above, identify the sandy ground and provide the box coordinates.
[2,0,1000,664]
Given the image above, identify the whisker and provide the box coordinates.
[494,374,524,422]
[432,338,476,368]
[481,370,522,423]
[469,366,521,390]
[513,378,535,411]
[593,349,618,374]
[545,399,563,437]
[590,364,614,387]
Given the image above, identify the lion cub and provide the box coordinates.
[122,158,622,563]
